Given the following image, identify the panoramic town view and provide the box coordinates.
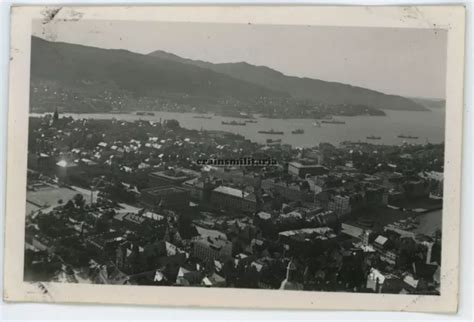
[24,21,445,295]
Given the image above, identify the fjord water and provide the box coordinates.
[31,108,445,147]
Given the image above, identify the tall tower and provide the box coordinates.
[285,260,296,281]
[279,259,303,290]
[361,230,370,247]
[53,108,59,121]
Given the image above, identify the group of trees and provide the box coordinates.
[103,181,137,204]
[24,250,62,282]
[55,235,91,267]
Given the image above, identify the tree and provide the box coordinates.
[106,181,136,204]
[164,119,180,130]
[37,214,64,238]
[178,212,198,239]
[103,209,116,220]
[300,180,310,192]
[240,265,260,288]
[433,229,442,242]
[73,193,85,209]
[222,259,237,286]
[64,200,75,210]
[95,215,110,233]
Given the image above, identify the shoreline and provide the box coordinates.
[30,107,440,120]
[28,111,446,147]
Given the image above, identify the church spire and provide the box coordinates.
[53,107,59,121]
[279,258,302,290]
[285,259,296,281]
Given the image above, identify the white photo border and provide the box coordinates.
[3,5,466,312]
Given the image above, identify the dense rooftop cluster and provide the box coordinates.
[25,113,443,294]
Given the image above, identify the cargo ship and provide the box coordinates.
[321,120,346,125]
[193,115,213,119]
[258,129,284,135]
[291,129,305,134]
[222,120,246,126]
[397,134,418,139]
[366,135,381,140]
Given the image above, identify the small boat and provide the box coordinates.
[397,134,418,139]
[136,112,145,116]
[146,112,155,116]
[258,129,284,135]
[291,129,304,134]
[312,121,321,127]
[367,135,381,140]
[321,120,346,124]
[245,119,258,123]
[222,120,246,126]
[193,115,213,119]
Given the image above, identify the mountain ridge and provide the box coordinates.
[29,36,427,114]
[148,50,427,111]
[30,36,290,113]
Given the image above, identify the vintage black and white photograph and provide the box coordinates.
[4,6,465,312]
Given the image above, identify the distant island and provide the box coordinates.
[30,36,427,118]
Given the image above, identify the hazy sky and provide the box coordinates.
[33,20,447,99]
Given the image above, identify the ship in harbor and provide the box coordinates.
[321,119,346,125]
[291,129,305,134]
[193,115,213,119]
[137,111,155,116]
[312,121,321,127]
[258,129,284,135]
[397,134,419,139]
[222,120,246,126]
[366,135,381,140]
[245,119,258,123]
